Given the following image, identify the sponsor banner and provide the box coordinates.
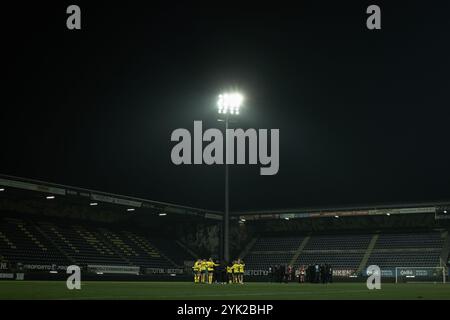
[381,269,395,277]
[245,270,269,276]
[364,268,438,278]
[0,178,66,195]
[293,213,311,218]
[245,269,359,277]
[146,268,184,275]
[333,269,357,277]
[239,206,437,221]
[205,213,222,221]
[113,198,142,207]
[397,207,435,214]
[88,265,140,275]
[167,269,184,275]
[261,214,280,219]
[369,207,435,216]
[309,213,322,218]
[23,264,68,271]
[167,207,195,215]
[0,273,14,279]
[339,210,369,217]
[365,268,395,277]
[318,211,369,218]
[91,194,142,208]
[364,268,410,278]
[317,212,336,218]
[396,268,442,278]
[146,268,166,274]
[66,190,78,196]
[239,215,258,221]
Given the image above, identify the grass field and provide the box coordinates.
[0,281,449,300]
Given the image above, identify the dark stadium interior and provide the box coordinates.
[1,175,449,283]
[1,1,450,301]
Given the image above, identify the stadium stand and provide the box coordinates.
[243,231,447,272]
[149,238,194,266]
[251,237,305,251]
[245,252,295,270]
[244,237,305,270]
[0,216,193,270]
[113,231,178,268]
[366,231,444,268]
[39,222,131,266]
[1,209,447,278]
[0,218,71,266]
[295,234,372,269]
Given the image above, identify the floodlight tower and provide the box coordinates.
[217,92,243,263]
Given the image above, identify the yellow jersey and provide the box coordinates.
[227,266,232,273]
[200,261,207,271]
[207,261,215,272]
[192,261,201,272]
[239,263,245,273]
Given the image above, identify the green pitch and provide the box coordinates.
[0,281,449,300]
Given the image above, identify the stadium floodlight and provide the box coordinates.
[46,196,55,200]
[127,208,135,212]
[444,210,448,214]
[159,213,167,216]
[386,213,391,216]
[217,91,244,263]
[90,202,98,206]
[0,188,4,192]
[217,92,244,115]
[334,215,339,218]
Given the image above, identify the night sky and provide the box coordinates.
[3,1,450,211]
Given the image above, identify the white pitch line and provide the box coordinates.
[56,289,371,300]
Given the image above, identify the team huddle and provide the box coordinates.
[192,258,245,284]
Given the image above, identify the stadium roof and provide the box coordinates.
[233,201,450,215]
[234,202,450,221]
[1,174,448,221]
[0,174,222,220]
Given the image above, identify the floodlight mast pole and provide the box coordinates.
[224,113,230,263]
[218,92,242,263]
